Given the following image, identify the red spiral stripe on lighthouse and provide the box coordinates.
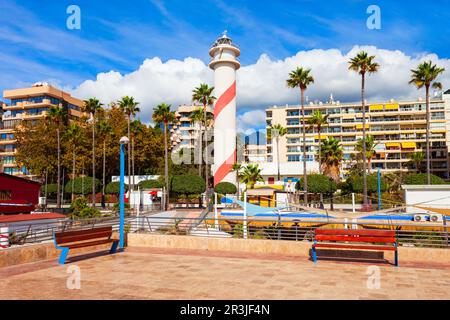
[214,81,237,186]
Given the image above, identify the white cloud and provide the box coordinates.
[73,45,450,129]
[237,110,267,134]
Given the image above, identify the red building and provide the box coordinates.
[0,173,41,214]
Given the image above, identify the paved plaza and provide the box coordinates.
[1,247,449,300]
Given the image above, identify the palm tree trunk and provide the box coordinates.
[318,126,322,174]
[72,148,76,202]
[361,73,368,208]
[204,104,209,210]
[132,137,135,187]
[301,88,307,204]
[198,123,202,177]
[276,136,280,181]
[127,115,132,192]
[92,118,96,207]
[102,140,106,208]
[425,85,431,185]
[57,128,61,209]
[164,122,169,210]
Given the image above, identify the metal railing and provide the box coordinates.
[1,214,449,249]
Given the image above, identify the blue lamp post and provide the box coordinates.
[119,136,129,249]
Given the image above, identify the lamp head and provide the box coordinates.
[120,136,130,144]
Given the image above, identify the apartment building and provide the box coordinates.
[1,83,84,177]
[266,91,450,179]
[170,104,214,153]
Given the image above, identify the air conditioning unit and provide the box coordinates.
[413,214,429,222]
[430,214,444,223]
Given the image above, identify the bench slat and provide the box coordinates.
[315,229,395,237]
[313,243,396,251]
[315,235,396,243]
[59,239,117,249]
[55,227,113,244]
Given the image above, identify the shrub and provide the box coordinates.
[171,174,205,195]
[41,183,58,195]
[64,177,101,194]
[350,174,387,194]
[70,196,88,214]
[105,181,129,194]
[404,173,446,185]
[138,179,165,189]
[214,182,237,195]
[296,174,337,194]
[77,207,101,219]
[112,202,130,215]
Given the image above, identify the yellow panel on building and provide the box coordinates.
[385,103,399,110]
[370,104,383,111]
[356,124,370,129]
[386,142,401,148]
[401,142,416,149]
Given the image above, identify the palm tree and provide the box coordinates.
[84,98,104,207]
[348,51,380,207]
[152,103,176,210]
[355,135,378,174]
[231,162,242,197]
[307,110,329,174]
[63,123,84,201]
[267,124,287,181]
[240,164,264,190]
[130,119,144,184]
[47,105,67,208]
[189,107,205,176]
[319,137,344,183]
[118,96,140,191]
[192,84,216,206]
[98,120,114,208]
[409,61,445,184]
[408,151,425,173]
[287,67,314,204]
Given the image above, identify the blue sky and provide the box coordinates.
[1,0,449,131]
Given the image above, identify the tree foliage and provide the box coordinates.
[64,177,101,194]
[138,179,165,189]
[404,173,446,185]
[296,174,337,194]
[214,182,237,195]
[105,181,129,194]
[171,174,205,195]
[350,174,387,194]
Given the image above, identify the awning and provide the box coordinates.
[401,142,416,149]
[356,124,370,129]
[370,104,383,111]
[314,135,327,140]
[385,103,399,110]
[386,142,400,147]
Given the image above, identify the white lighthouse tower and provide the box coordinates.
[209,31,241,186]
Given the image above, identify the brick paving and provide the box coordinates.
[1,247,449,300]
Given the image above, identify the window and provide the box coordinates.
[0,190,11,200]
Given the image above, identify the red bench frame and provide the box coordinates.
[312,229,398,266]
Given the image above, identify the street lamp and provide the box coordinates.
[119,136,129,249]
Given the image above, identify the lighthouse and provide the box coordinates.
[209,31,240,186]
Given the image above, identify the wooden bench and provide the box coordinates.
[53,226,119,265]
[312,229,398,266]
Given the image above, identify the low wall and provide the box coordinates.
[128,234,450,266]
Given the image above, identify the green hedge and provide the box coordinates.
[296,174,337,194]
[214,182,237,195]
[41,183,58,195]
[171,174,205,195]
[404,173,446,185]
[64,177,101,194]
[350,174,387,194]
[105,181,129,194]
[138,179,165,189]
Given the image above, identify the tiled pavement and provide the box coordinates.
[1,247,449,300]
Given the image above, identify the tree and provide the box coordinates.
[318,137,343,183]
[47,105,67,208]
[348,51,380,207]
[97,120,114,207]
[118,96,140,191]
[287,67,314,204]
[351,174,387,194]
[63,123,84,201]
[83,97,104,207]
[192,83,216,209]
[307,110,329,174]
[189,107,206,177]
[404,173,446,185]
[267,124,287,181]
[105,181,129,195]
[354,135,378,174]
[409,61,445,184]
[138,179,165,189]
[130,119,145,192]
[171,174,206,195]
[64,177,101,195]
[214,182,237,195]
[296,174,337,194]
[152,103,176,209]
[231,162,242,196]
[239,164,264,190]
[407,151,425,173]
